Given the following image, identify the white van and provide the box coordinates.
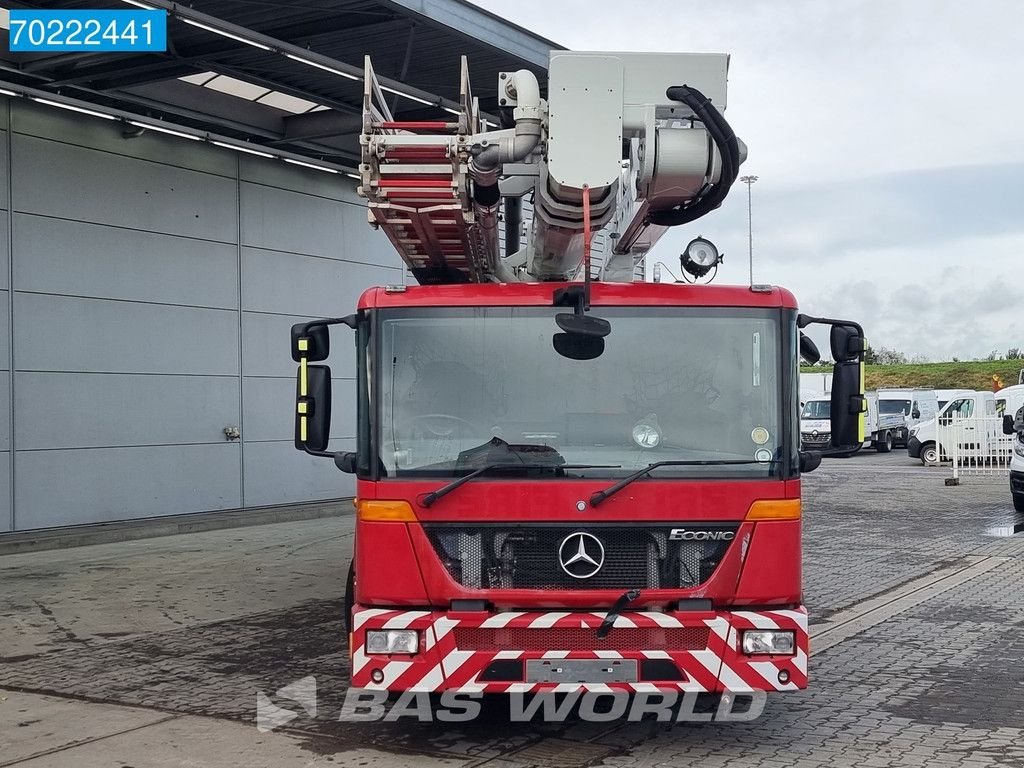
[876,388,939,446]
[935,389,972,411]
[908,388,1024,466]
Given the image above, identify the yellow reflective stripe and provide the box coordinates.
[858,347,866,442]
[300,415,307,442]
[297,401,308,415]
[297,338,309,352]
[299,356,307,397]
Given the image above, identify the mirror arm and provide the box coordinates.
[797,313,864,336]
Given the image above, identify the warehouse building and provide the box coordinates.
[0,0,557,534]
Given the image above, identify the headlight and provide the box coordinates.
[909,427,919,437]
[366,629,419,655]
[741,629,796,656]
[1015,440,1024,458]
[632,414,661,449]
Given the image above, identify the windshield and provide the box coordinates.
[879,399,911,416]
[801,400,830,419]
[375,306,786,479]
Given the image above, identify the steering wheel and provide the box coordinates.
[409,414,481,439]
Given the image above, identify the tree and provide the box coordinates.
[1007,347,1024,360]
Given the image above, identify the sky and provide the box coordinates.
[470,0,1024,361]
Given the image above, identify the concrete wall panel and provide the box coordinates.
[15,443,242,528]
[242,439,354,508]
[15,293,239,376]
[0,453,9,533]
[12,134,238,243]
[13,214,238,309]
[242,246,399,317]
[15,372,239,450]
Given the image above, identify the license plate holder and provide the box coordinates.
[525,658,638,683]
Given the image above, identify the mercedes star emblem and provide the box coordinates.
[558,532,605,579]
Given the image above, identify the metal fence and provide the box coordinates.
[938,415,1014,481]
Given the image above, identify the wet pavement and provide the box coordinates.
[2,451,1023,767]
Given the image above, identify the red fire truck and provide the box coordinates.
[291,52,865,696]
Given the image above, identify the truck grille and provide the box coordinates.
[423,524,736,591]
[455,626,709,652]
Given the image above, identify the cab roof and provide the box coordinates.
[358,282,799,310]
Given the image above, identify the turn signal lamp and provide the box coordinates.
[356,499,416,521]
[745,499,801,521]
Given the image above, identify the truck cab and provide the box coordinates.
[293,283,866,694]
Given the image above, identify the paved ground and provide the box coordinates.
[2,451,1023,767]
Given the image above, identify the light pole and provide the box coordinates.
[739,175,758,284]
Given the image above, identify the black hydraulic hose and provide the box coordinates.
[647,85,740,227]
[473,180,501,207]
[504,195,522,255]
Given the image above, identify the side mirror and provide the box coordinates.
[799,314,866,455]
[912,408,921,420]
[291,315,357,362]
[799,451,822,473]
[830,324,865,362]
[295,364,332,452]
[830,360,865,450]
[799,333,821,365]
[1003,415,1015,435]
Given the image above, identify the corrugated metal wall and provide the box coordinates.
[0,98,402,532]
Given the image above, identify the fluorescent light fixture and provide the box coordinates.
[211,140,274,158]
[181,18,272,51]
[128,120,201,141]
[121,0,156,8]
[0,88,17,98]
[346,173,361,180]
[379,85,433,107]
[443,106,461,116]
[32,98,116,121]
[284,53,359,81]
[284,158,339,174]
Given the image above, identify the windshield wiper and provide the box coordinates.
[590,459,778,507]
[421,463,619,508]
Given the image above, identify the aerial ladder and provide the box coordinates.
[356,51,745,285]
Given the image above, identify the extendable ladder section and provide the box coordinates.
[358,57,492,283]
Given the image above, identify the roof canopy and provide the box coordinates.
[0,0,561,166]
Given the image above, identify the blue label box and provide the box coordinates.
[8,10,167,53]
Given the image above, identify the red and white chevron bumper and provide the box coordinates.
[350,606,808,693]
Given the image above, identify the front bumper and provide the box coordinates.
[351,606,808,694]
[907,435,923,458]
